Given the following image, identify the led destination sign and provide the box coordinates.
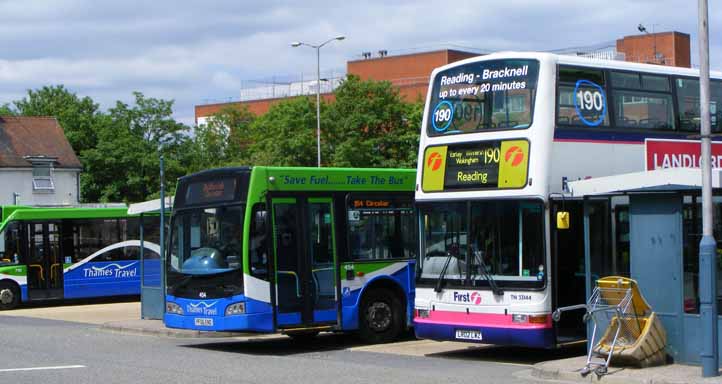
[422,139,530,192]
[185,177,238,205]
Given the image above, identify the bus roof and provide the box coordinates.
[429,51,722,80]
[0,205,133,233]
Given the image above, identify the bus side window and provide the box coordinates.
[250,204,269,279]
[347,196,416,261]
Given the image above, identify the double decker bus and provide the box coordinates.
[0,205,162,309]
[413,52,722,347]
[164,166,417,342]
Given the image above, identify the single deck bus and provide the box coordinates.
[0,205,162,309]
[413,51,722,347]
[164,166,417,342]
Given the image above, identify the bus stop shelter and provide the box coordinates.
[568,167,722,364]
[128,197,172,320]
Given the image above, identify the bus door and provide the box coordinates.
[271,197,338,328]
[550,200,586,341]
[25,222,64,300]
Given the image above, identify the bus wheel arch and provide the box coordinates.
[0,280,20,310]
[357,278,406,343]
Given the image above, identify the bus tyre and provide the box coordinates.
[0,282,19,310]
[359,289,403,344]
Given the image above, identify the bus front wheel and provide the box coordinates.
[359,288,403,344]
[0,281,20,310]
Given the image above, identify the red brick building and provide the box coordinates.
[195,31,691,124]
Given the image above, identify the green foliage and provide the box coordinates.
[189,105,255,171]
[12,85,103,153]
[326,75,421,168]
[80,93,191,203]
[248,96,320,166]
[0,103,16,115]
[9,76,423,203]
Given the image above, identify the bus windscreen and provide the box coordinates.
[427,59,539,136]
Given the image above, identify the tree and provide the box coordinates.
[325,75,420,168]
[81,92,192,203]
[12,85,104,154]
[248,97,320,166]
[0,103,15,116]
[190,105,255,172]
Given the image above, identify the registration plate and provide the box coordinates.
[455,329,482,341]
[194,318,213,327]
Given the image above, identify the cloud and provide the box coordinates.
[0,0,718,127]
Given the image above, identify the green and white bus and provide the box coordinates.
[164,166,417,342]
[0,205,162,309]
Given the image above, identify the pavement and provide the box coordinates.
[5,300,722,383]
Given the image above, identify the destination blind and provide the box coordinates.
[184,177,238,205]
[422,139,530,192]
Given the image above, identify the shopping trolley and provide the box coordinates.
[553,276,666,378]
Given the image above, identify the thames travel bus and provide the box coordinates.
[0,205,162,310]
[413,51,722,347]
[164,166,417,342]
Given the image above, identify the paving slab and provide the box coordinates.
[350,339,491,357]
[532,355,722,384]
[1,301,140,324]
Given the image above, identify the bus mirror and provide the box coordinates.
[556,211,570,230]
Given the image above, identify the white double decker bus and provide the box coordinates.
[413,51,722,348]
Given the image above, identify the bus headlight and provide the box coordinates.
[415,309,430,319]
[166,302,183,315]
[512,314,528,323]
[225,302,246,316]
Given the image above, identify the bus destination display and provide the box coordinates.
[185,178,237,205]
[422,139,529,192]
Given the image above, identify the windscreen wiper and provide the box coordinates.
[434,251,454,293]
[474,250,504,296]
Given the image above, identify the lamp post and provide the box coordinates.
[697,0,717,377]
[291,35,345,167]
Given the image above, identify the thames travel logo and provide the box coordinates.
[187,301,219,316]
[83,262,138,278]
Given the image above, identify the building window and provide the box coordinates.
[32,164,55,191]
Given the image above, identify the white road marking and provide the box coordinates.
[0,365,86,373]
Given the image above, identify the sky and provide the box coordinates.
[0,0,719,126]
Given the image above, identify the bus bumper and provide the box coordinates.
[164,311,273,332]
[414,320,555,348]
[164,295,274,332]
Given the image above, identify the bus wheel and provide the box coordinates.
[287,331,320,343]
[359,289,403,344]
[0,282,19,310]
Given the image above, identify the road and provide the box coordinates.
[0,305,584,384]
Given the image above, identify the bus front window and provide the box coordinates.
[169,205,244,275]
[418,200,545,288]
[0,222,21,266]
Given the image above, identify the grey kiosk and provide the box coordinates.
[567,167,722,364]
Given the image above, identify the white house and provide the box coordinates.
[0,116,82,206]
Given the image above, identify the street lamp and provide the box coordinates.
[291,35,345,167]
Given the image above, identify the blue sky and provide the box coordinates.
[0,0,718,125]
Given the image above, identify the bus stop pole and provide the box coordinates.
[160,156,166,313]
[139,213,145,318]
[698,0,718,376]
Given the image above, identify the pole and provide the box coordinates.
[316,46,321,167]
[159,156,166,303]
[698,0,717,376]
